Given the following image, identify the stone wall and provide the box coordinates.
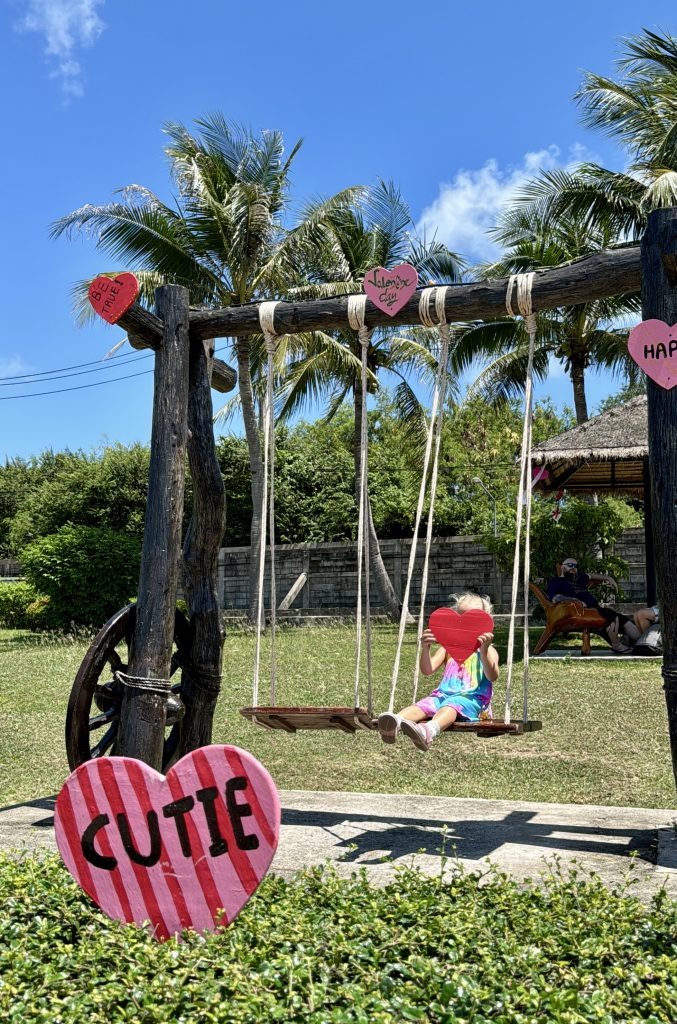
[217,527,649,615]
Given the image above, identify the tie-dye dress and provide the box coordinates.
[416,651,493,722]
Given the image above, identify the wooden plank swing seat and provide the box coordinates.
[240,707,374,734]
[240,706,542,738]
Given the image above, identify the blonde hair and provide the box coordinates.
[449,592,494,616]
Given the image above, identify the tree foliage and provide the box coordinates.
[1,396,579,555]
[7,443,151,552]
[20,525,141,629]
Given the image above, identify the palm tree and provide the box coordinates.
[506,30,677,241]
[455,202,640,424]
[51,114,361,621]
[275,182,463,620]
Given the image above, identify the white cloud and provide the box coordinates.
[416,144,596,264]
[0,356,36,378]
[17,0,105,97]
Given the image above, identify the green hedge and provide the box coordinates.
[20,525,140,629]
[0,581,37,629]
[2,853,676,1022]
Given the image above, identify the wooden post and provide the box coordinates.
[177,337,226,758]
[278,572,307,611]
[116,285,191,768]
[643,456,657,605]
[641,208,677,788]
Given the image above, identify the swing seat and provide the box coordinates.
[447,719,542,737]
[241,706,542,739]
[240,706,374,734]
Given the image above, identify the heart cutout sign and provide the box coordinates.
[363,263,418,316]
[55,746,280,940]
[627,320,677,389]
[429,607,494,665]
[88,273,139,324]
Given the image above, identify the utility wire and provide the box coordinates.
[0,352,152,386]
[0,349,148,382]
[0,369,153,400]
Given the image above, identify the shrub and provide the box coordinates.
[2,854,677,1023]
[485,495,639,593]
[20,524,141,629]
[0,581,36,628]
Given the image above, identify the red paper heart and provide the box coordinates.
[429,607,494,664]
[55,746,280,940]
[88,273,139,324]
[363,263,418,316]
[627,319,677,389]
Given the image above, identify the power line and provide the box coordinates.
[0,341,232,389]
[0,349,148,382]
[0,369,153,400]
[0,352,151,387]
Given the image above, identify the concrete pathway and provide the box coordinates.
[2,790,676,901]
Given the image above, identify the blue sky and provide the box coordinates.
[1,0,674,461]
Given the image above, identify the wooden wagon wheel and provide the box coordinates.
[65,603,192,772]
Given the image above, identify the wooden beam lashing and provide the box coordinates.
[641,209,677,789]
[116,285,191,768]
[187,245,641,339]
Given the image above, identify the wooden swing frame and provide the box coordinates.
[98,216,677,779]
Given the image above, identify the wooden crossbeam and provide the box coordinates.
[117,245,641,345]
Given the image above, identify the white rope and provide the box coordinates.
[348,295,373,712]
[504,274,537,724]
[252,300,279,707]
[388,288,451,711]
[413,290,453,702]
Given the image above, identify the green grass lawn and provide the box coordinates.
[0,624,674,809]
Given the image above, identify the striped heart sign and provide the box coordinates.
[55,746,280,940]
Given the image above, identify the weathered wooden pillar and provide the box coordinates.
[117,285,191,767]
[642,456,657,605]
[177,336,226,758]
[641,208,677,788]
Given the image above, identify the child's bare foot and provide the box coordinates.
[377,712,401,744]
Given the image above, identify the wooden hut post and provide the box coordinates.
[641,207,677,788]
[116,285,191,768]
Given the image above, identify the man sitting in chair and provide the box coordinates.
[546,558,640,654]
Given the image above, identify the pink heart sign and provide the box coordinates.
[88,272,139,324]
[55,746,280,940]
[363,263,418,316]
[428,607,494,665]
[627,319,677,389]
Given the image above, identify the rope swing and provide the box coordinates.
[252,300,279,708]
[347,294,374,717]
[503,273,537,725]
[241,295,375,734]
[388,287,452,712]
[242,277,541,739]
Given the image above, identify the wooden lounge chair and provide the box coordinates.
[529,582,609,656]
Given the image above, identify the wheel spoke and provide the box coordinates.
[89,708,120,731]
[90,722,118,758]
[107,648,126,674]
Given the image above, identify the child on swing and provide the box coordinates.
[377,593,499,751]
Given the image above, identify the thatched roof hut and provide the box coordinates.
[531,395,654,601]
[532,396,647,496]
